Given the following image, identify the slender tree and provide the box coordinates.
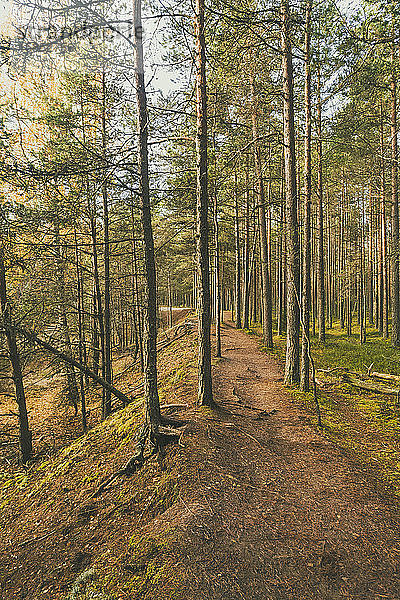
[316,62,325,342]
[390,25,400,346]
[195,0,214,406]
[0,246,32,463]
[250,77,273,350]
[281,0,300,384]
[133,0,162,428]
[300,0,312,391]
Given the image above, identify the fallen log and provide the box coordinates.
[367,362,400,383]
[369,371,400,383]
[342,373,400,398]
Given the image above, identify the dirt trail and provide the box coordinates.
[171,321,400,600]
[3,320,400,599]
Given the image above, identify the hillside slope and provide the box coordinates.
[1,322,400,599]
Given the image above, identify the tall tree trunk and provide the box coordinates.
[54,224,79,415]
[391,30,400,346]
[243,162,251,330]
[74,228,87,430]
[300,0,312,392]
[101,70,113,418]
[79,86,102,378]
[339,181,345,329]
[167,271,173,328]
[234,171,242,328]
[368,182,374,325]
[0,248,32,463]
[213,194,222,357]
[250,77,273,349]
[281,0,300,384]
[133,0,162,426]
[131,210,144,371]
[316,62,325,342]
[380,103,389,338]
[195,0,214,406]
[360,196,366,344]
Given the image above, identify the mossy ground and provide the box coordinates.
[2,317,400,600]
[247,320,400,498]
[0,328,200,600]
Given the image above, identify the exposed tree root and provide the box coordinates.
[92,416,186,497]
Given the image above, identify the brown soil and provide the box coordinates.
[1,320,400,599]
[170,321,400,600]
[158,307,192,327]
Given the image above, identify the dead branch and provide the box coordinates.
[342,373,400,396]
[15,325,132,406]
[369,371,400,383]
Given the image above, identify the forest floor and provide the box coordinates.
[1,317,400,599]
[255,324,400,500]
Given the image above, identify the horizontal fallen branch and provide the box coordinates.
[317,366,346,374]
[369,371,400,383]
[342,373,400,397]
[15,325,132,406]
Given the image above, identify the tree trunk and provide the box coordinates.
[281,0,300,384]
[54,224,79,415]
[74,228,87,430]
[391,31,400,347]
[243,161,251,329]
[250,77,273,349]
[380,102,389,338]
[213,194,222,357]
[0,249,32,463]
[195,0,214,406]
[133,0,162,426]
[316,62,325,342]
[300,0,312,391]
[101,70,113,418]
[234,171,242,328]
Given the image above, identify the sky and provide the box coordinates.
[0,0,364,98]
[0,1,10,26]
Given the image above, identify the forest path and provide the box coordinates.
[176,319,400,600]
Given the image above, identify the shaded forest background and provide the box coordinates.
[0,0,399,463]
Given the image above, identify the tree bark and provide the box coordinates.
[101,70,113,418]
[234,171,242,328]
[243,160,251,329]
[54,223,79,415]
[380,102,389,338]
[316,62,325,342]
[74,228,87,430]
[0,249,32,463]
[281,0,300,384]
[391,30,400,347]
[195,0,214,406]
[250,77,273,349]
[133,0,162,426]
[213,194,222,357]
[300,0,312,391]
